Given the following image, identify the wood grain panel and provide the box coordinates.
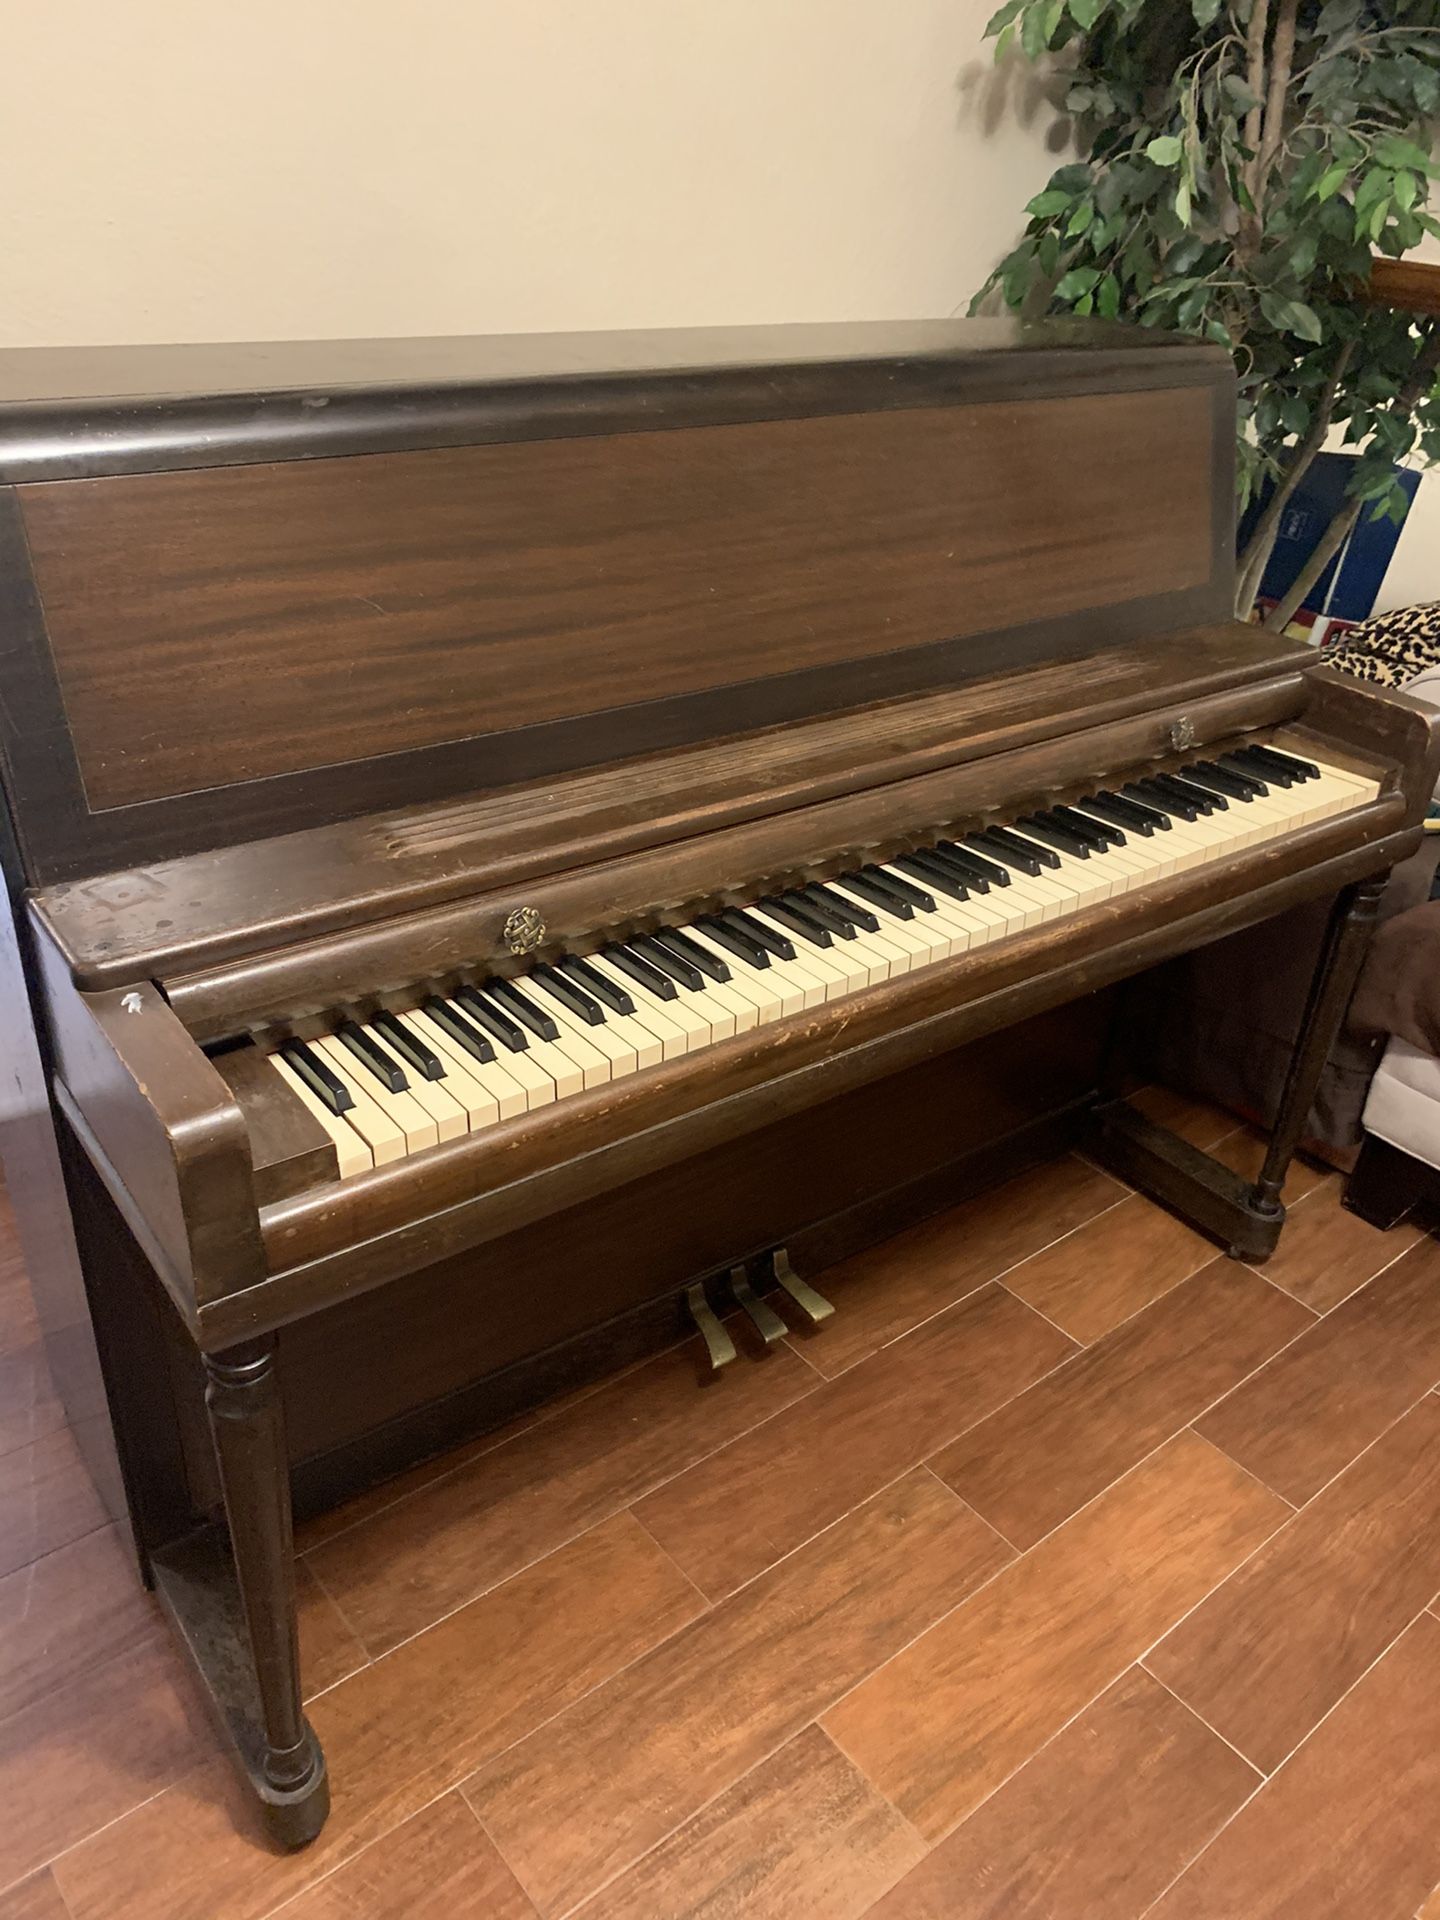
[467,1472,1009,1917]
[21,389,1213,809]
[636,1282,1073,1599]
[1148,1613,1440,1920]
[791,1154,1123,1380]
[304,1329,815,1654]
[820,1433,1287,1840]
[866,1668,1258,1920]
[0,1876,70,1920]
[0,1426,107,1579]
[1000,1192,1218,1344]
[933,1262,1310,1549]
[1196,1237,1440,1505]
[1146,1393,1440,1773]
[569,1726,924,1920]
[276,1794,534,1920]
[0,1634,215,1892]
[0,1524,160,1721]
[54,1514,699,1920]
[1243,1173,1420,1313]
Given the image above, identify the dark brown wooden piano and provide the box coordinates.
[0,319,1434,1848]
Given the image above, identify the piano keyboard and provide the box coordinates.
[259,746,1379,1180]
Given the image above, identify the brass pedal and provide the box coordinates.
[728,1266,787,1347]
[685,1281,736,1376]
[768,1249,835,1326]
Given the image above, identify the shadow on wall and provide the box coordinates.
[955,45,1073,153]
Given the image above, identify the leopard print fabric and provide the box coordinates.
[1324,604,1440,688]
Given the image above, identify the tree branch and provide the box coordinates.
[1264,495,1361,630]
[1236,337,1356,615]
[1242,0,1270,197]
[1256,0,1299,199]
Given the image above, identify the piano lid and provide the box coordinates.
[0,317,1225,482]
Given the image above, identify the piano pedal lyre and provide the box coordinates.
[685,1281,737,1378]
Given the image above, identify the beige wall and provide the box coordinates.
[0,2,1065,347]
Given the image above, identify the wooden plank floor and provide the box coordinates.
[4,1097,1440,1920]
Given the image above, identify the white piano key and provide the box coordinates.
[588,954,703,1054]
[827,883,941,965]
[268,1051,373,1179]
[397,1010,511,1124]
[306,1037,407,1163]
[680,926,790,1023]
[532,978,642,1077]
[314,1034,438,1155]
[438,995,584,1101]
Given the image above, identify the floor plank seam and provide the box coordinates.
[1240,1214,1420,1317]
[1179,1420,1297,1510]
[1138,1664,1267,1775]
[1134,1610,1440,1917]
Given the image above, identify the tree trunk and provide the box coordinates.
[1263,495,1363,631]
[1235,338,1356,617]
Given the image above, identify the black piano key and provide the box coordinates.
[1086,789,1168,832]
[837,870,915,920]
[964,831,1040,879]
[279,1037,354,1114]
[1155,772,1227,812]
[336,1018,408,1092]
[806,880,880,933]
[1245,741,1321,781]
[531,964,606,1025]
[790,888,858,939]
[1017,814,1091,859]
[865,863,936,912]
[487,977,562,1041]
[1181,761,1257,801]
[634,934,706,991]
[1051,804,1123,848]
[1213,754,1269,796]
[695,915,770,969]
[561,954,635,1015]
[1124,780,1197,823]
[455,984,529,1051]
[983,825,1062,872]
[604,942,678,1000]
[931,840,1003,888]
[759,896,834,948]
[721,907,795,961]
[1228,743,1294,787]
[656,926,731,983]
[424,995,498,1063]
[370,1009,445,1080]
[1148,773,1215,816]
[894,851,969,902]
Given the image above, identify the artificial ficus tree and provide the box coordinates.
[974,0,1440,626]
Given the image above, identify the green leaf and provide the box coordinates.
[1074,292,1095,315]
[1026,188,1073,218]
[1315,163,1349,202]
[1191,0,1221,22]
[1069,0,1104,27]
[1369,196,1392,240]
[984,0,1025,33]
[1021,3,1049,58]
[1175,178,1192,226]
[1288,300,1323,343]
[1146,135,1184,167]
[1054,267,1102,300]
[1066,199,1095,235]
[1097,271,1121,318]
[1394,171,1419,211]
[995,19,1016,59]
[1374,134,1435,175]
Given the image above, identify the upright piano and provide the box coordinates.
[0,320,1434,1846]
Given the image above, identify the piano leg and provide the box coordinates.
[1248,870,1388,1229]
[204,1338,330,1847]
[1089,870,1389,1261]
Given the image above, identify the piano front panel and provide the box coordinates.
[22,386,1217,814]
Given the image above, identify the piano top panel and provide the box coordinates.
[0,321,1235,886]
[32,623,1315,995]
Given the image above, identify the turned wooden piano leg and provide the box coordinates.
[205,1337,329,1847]
[1245,870,1388,1242]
